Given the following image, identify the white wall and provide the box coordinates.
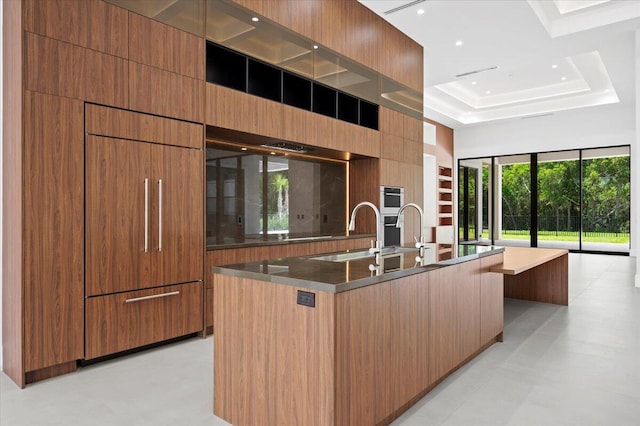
[455,90,638,281]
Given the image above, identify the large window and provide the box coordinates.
[498,155,532,247]
[206,142,347,246]
[459,146,630,254]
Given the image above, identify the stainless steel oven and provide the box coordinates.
[380,186,404,246]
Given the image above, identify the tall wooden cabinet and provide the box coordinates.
[84,110,204,360]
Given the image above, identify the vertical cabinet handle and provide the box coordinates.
[158,179,163,252]
[144,178,149,253]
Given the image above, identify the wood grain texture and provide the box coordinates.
[85,104,203,149]
[404,115,423,143]
[404,139,423,166]
[24,32,128,107]
[85,136,152,296]
[504,253,569,306]
[429,259,481,383]
[206,83,282,139]
[480,253,504,345]
[85,282,203,359]
[213,275,335,426]
[23,92,85,373]
[349,158,380,236]
[381,133,404,162]
[129,12,204,80]
[23,0,128,58]
[454,259,482,363]
[492,247,568,275]
[151,144,204,286]
[335,281,391,425]
[261,0,321,41]
[130,61,203,122]
[390,273,430,411]
[342,0,381,75]
[332,119,380,158]
[379,107,404,138]
[2,0,25,388]
[380,159,403,187]
[25,361,77,385]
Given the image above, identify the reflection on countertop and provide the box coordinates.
[212,243,505,293]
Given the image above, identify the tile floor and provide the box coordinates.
[1,254,638,426]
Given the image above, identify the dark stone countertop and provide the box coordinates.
[212,244,505,293]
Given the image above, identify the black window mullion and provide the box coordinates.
[530,154,538,247]
[579,150,583,251]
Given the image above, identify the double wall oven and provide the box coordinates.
[380,186,404,247]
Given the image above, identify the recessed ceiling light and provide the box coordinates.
[417,8,425,15]
[485,90,491,94]
[251,17,259,22]
[270,151,276,155]
[561,76,567,81]
[455,40,463,47]
[551,64,558,69]
[471,81,477,85]
[313,44,319,49]
[241,147,248,151]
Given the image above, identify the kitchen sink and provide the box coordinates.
[309,246,418,263]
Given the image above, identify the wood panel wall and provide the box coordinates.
[23,0,129,58]
[128,12,204,80]
[206,85,381,158]
[214,275,335,426]
[22,91,86,373]
[129,62,203,123]
[2,0,25,388]
[85,104,203,149]
[24,32,129,108]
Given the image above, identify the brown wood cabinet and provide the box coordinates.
[86,136,203,296]
[428,259,481,383]
[481,253,505,345]
[85,282,203,359]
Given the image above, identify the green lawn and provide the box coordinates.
[501,230,629,244]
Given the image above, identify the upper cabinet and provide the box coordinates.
[232,0,422,94]
[23,0,129,58]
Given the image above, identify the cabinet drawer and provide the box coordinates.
[85,282,203,359]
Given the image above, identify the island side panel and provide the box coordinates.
[503,252,568,305]
[389,273,430,413]
[480,253,504,345]
[335,282,392,426]
[213,274,335,426]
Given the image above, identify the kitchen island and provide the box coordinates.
[212,244,504,426]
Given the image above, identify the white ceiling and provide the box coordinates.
[359,0,640,128]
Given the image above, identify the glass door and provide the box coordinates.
[581,147,630,253]
[496,155,531,247]
[537,151,580,250]
[458,163,479,242]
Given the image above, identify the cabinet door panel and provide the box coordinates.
[152,145,204,285]
[86,136,152,296]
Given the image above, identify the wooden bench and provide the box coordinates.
[491,247,568,306]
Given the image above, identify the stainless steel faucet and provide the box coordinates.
[348,201,382,264]
[396,203,426,258]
